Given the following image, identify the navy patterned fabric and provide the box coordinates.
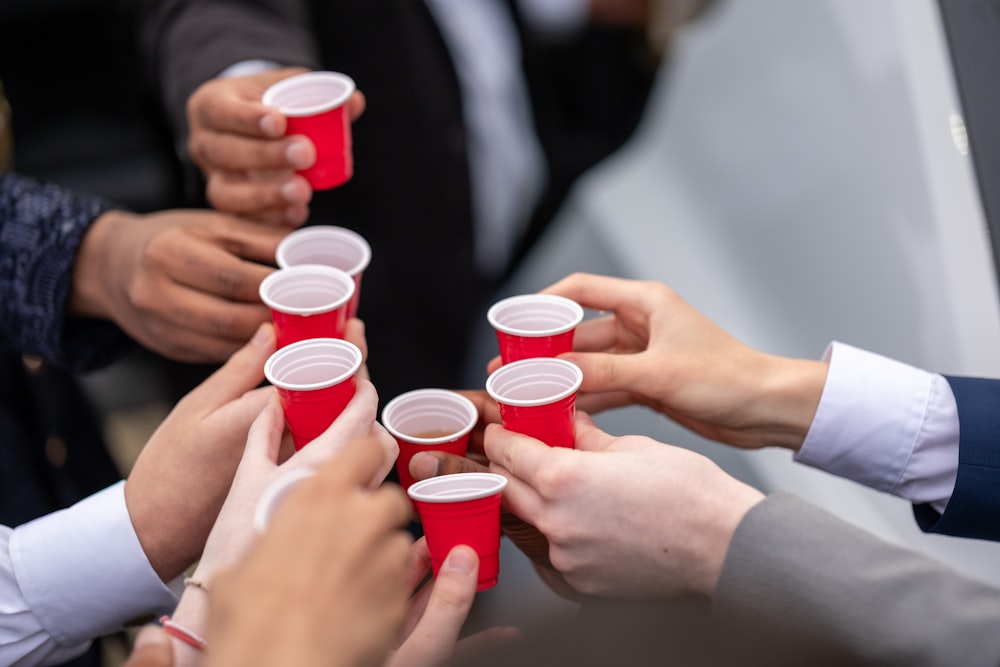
[0,171,134,370]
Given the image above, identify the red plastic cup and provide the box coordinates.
[485,358,583,448]
[264,338,363,450]
[381,389,477,490]
[259,265,355,348]
[276,226,372,318]
[487,294,584,364]
[262,71,356,190]
[407,473,508,591]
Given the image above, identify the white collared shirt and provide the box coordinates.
[0,482,177,666]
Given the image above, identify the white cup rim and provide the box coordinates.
[406,472,508,503]
[487,294,584,337]
[275,225,372,276]
[253,467,317,533]
[382,389,477,444]
[264,338,363,391]
[259,264,356,315]
[485,357,583,407]
[262,71,356,117]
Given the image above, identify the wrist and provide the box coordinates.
[748,354,828,451]
[695,481,765,598]
[69,209,135,319]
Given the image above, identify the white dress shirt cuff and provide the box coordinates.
[515,0,589,36]
[795,342,959,512]
[10,481,178,646]
[218,59,282,79]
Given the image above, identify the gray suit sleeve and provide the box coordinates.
[715,492,1000,666]
[139,0,322,135]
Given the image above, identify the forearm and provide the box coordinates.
[141,0,321,133]
[716,493,1000,666]
[0,172,131,370]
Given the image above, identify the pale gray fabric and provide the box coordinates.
[716,492,1000,666]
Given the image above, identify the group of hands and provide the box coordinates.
[80,69,826,667]
[112,274,822,667]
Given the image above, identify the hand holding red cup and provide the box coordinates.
[262,71,356,190]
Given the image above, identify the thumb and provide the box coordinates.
[572,412,619,453]
[124,626,172,667]
[183,323,276,412]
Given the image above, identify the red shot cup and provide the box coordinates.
[487,294,584,364]
[485,358,583,448]
[381,389,477,490]
[264,338,363,450]
[407,473,508,591]
[259,265,355,348]
[276,225,372,318]
[262,71,356,190]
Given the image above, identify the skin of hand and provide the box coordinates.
[123,626,173,667]
[166,383,398,666]
[185,67,367,226]
[387,540,519,667]
[589,0,651,25]
[204,436,413,667]
[485,412,765,600]
[69,208,291,363]
[538,272,830,451]
[124,322,277,583]
[409,391,583,601]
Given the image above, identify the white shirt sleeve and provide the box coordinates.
[795,342,959,514]
[1,482,178,667]
[217,59,281,79]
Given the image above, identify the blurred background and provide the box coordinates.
[3,0,1000,664]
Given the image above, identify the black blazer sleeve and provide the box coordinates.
[912,375,1000,541]
[138,0,322,135]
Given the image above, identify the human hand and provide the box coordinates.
[541,273,828,451]
[193,379,396,586]
[166,386,397,666]
[186,68,366,226]
[205,436,412,667]
[123,626,173,667]
[387,540,519,667]
[485,412,764,599]
[70,208,289,363]
[124,323,277,582]
[409,449,580,601]
[589,0,651,25]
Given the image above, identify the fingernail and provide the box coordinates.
[259,113,281,138]
[442,546,477,574]
[285,140,314,169]
[280,179,308,204]
[409,452,441,481]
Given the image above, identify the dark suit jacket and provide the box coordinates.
[0,172,129,527]
[142,0,491,402]
[913,375,1000,541]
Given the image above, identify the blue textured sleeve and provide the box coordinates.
[0,172,134,371]
[913,375,1000,541]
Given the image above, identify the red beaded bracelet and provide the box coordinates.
[159,615,207,651]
